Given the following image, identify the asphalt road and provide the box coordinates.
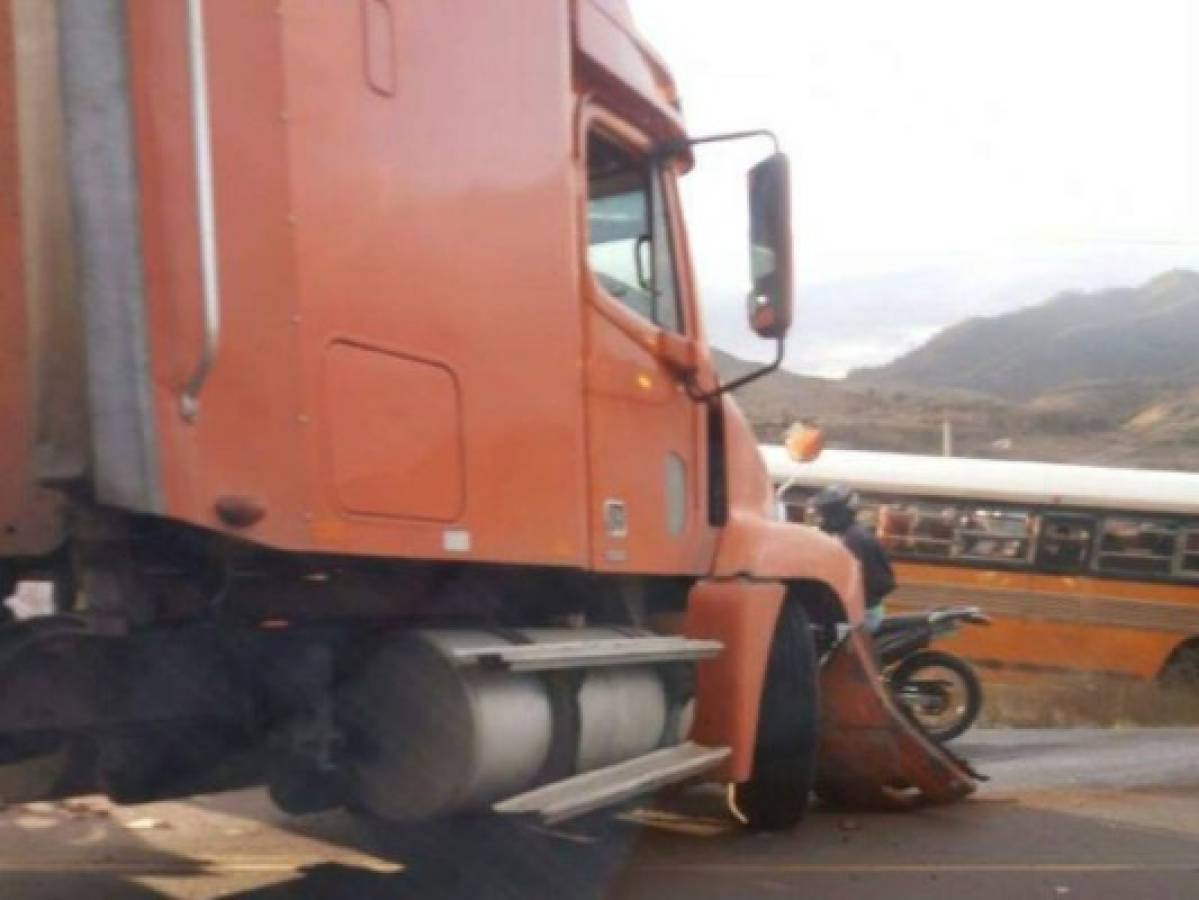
[1,728,1198,899]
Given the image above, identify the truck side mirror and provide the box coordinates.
[746,152,794,340]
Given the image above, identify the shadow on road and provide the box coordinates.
[221,807,653,900]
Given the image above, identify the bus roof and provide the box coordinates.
[761,446,1199,517]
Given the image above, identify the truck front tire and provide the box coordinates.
[729,601,820,830]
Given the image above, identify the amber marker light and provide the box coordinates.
[785,422,824,463]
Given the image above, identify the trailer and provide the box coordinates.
[0,0,975,829]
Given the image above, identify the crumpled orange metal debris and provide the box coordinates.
[816,629,982,810]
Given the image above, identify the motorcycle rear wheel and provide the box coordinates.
[890,650,982,743]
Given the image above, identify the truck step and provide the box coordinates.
[492,742,730,825]
[449,635,722,673]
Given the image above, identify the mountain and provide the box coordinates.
[713,351,1199,473]
[702,246,1199,379]
[714,348,1023,456]
[847,270,1199,400]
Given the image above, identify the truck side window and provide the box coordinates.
[586,132,682,332]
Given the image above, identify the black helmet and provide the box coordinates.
[811,483,858,511]
[811,484,858,531]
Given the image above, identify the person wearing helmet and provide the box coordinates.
[811,484,895,631]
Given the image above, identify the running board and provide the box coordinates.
[450,636,723,673]
[493,742,730,825]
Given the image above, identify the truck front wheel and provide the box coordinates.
[729,601,820,830]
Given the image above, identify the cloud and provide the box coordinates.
[631,0,1199,374]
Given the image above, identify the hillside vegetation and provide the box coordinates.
[718,271,1199,471]
[849,270,1199,400]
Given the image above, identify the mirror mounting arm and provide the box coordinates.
[656,128,781,159]
[661,127,792,403]
[683,337,785,403]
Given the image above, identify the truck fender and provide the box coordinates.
[713,510,865,625]
[683,578,784,783]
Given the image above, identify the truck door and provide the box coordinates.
[581,121,714,574]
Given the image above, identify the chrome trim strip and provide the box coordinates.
[494,742,730,824]
[452,636,724,672]
[179,0,220,421]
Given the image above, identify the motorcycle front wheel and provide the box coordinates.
[890,650,982,743]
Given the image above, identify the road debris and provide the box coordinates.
[122,817,171,831]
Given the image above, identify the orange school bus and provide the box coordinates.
[767,447,1199,687]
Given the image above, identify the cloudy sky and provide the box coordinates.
[630,0,1199,375]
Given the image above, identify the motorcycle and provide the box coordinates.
[873,608,990,743]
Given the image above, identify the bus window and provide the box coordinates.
[856,501,881,535]
[783,502,808,524]
[778,488,813,524]
[786,491,880,531]
[1035,514,1094,572]
[953,507,1033,562]
[879,502,958,559]
[1182,529,1199,576]
[1096,518,1179,577]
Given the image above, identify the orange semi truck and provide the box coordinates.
[0,0,973,828]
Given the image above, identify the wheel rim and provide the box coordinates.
[899,665,970,735]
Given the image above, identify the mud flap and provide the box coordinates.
[816,629,981,810]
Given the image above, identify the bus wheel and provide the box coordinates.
[1159,644,1199,690]
[729,602,819,831]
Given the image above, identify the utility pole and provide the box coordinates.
[942,415,954,457]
